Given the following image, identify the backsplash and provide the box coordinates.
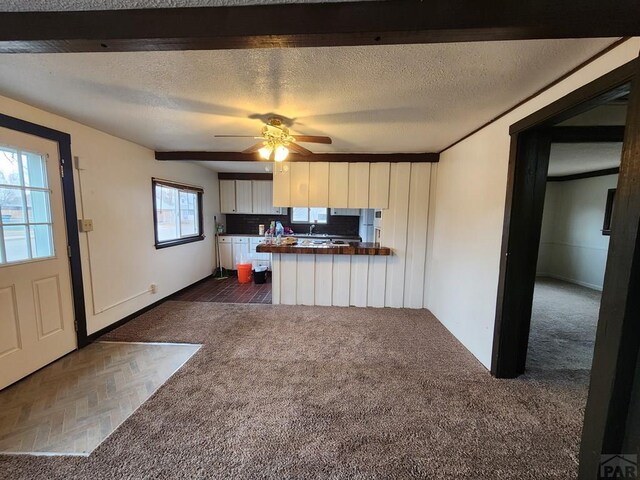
[224,210,360,236]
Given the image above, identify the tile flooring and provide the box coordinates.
[0,342,200,456]
[172,274,272,304]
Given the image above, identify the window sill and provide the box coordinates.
[155,235,205,249]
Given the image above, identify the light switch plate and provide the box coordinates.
[78,219,93,232]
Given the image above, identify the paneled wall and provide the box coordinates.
[272,163,434,308]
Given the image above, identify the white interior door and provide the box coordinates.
[0,126,76,390]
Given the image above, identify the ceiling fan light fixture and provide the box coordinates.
[258,145,273,160]
[274,145,289,162]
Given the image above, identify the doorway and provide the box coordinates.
[528,106,625,374]
[491,58,640,477]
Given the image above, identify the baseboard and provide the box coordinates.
[537,273,603,291]
[85,274,213,343]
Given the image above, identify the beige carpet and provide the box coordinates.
[1,302,587,479]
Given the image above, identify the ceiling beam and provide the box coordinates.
[547,167,619,182]
[1,0,639,54]
[155,151,439,163]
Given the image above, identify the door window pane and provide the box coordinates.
[0,146,54,265]
[0,148,21,186]
[0,187,25,223]
[22,151,48,188]
[26,190,51,223]
[30,224,54,258]
[4,225,30,263]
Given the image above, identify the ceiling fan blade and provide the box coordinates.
[292,135,332,144]
[215,135,259,138]
[242,142,266,154]
[287,142,313,155]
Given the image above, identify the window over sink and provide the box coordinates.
[291,207,328,224]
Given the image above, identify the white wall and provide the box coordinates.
[537,175,618,290]
[0,94,220,335]
[427,38,640,369]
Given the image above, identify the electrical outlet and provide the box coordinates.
[78,219,93,232]
[150,283,158,294]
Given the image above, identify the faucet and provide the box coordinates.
[309,224,316,235]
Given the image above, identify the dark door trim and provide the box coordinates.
[0,113,88,348]
[579,58,640,478]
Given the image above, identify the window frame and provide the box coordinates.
[152,178,204,249]
[290,207,329,225]
[0,145,55,266]
[602,188,616,236]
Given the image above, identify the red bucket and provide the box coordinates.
[237,263,252,284]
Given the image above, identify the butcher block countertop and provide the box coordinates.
[257,242,391,256]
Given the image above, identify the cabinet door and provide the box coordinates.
[232,241,250,268]
[329,162,349,207]
[290,162,310,207]
[252,180,271,214]
[348,163,370,208]
[235,180,253,213]
[309,162,329,207]
[219,243,234,270]
[219,180,236,213]
[273,165,291,207]
[369,162,390,209]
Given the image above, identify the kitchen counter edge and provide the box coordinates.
[257,243,391,256]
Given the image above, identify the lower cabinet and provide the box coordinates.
[219,236,271,270]
[232,237,250,268]
[218,237,234,270]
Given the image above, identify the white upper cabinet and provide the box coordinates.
[220,179,236,213]
[368,162,390,209]
[266,161,392,209]
[309,162,330,207]
[328,163,349,207]
[290,162,310,207]
[252,180,279,214]
[348,163,370,208]
[235,180,253,213]
[273,166,291,207]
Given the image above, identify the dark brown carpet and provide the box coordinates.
[1,302,587,479]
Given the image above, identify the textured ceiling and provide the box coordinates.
[0,39,617,155]
[0,0,345,10]
[548,143,622,176]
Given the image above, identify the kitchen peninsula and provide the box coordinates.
[259,239,392,308]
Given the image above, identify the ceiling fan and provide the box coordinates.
[215,116,332,162]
